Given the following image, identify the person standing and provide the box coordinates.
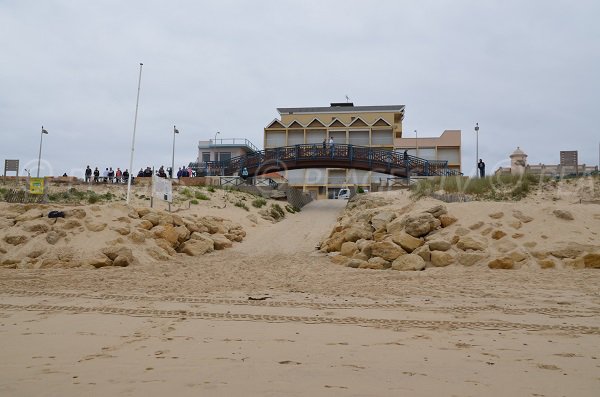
[329,136,334,155]
[85,165,92,183]
[478,159,486,178]
[93,167,100,183]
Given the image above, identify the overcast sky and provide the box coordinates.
[1,0,599,177]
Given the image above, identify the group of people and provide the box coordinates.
[84,166,130,183]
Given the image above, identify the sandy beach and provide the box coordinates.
[1,188,599,396]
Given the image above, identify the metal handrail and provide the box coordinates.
[210,138,260,153]
[190,144,458,177]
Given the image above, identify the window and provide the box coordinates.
[371,129,393,145]
[202,152,211,162]
[218,152,231,162]
[287,129,304,145]
[306,129,326,144]
[266,130,286,147]
[348,130,369,146]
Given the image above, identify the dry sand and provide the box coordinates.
[1,186,600,396]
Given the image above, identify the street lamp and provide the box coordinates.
[214,131,220,144]
[37,126,49,177]
[172,125,179,179]
[475,122,480,175]
[414,129,418,158]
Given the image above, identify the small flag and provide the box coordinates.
[174,126,179,134]
[42,128,48,134]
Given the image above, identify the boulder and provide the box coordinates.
[488,212,504,219]
[158,212,174,225]
[424,204,447,218]
[512,210,533,223]
[386,216,407,235]
[128,208,140,219]
[391,254,426,271]
[352,252,370,262]
[563,257,585,269]
[62,219,83,230]
[469,221,484,230]
[488,257,515,269]
[457,236,487,251]
[371,241,406,262]
[367,257,391,269]
[391,231,423,253]
[509,249,529,263]
[136,208,151,217]
[553,209,574,221]
[174,225,191,243]
[199,217,227,234]
[210,233,233,250]
[147,246,170,261]
[583,253,600,269]
[25,244,46,259]
[404,213,437,238]
[428,240,451,252]
[84,220,107,232]
[550,242,593,259]
[491,230,507,240]
[171,214,184,226]
[22,220,50,234]
[439,214,458,228]
[111,226,131,236]
[512,233,524,239]
[130,231,146,243]
[138,220,154,230]
[346,259,369,269]
[141,212,160,226]
[4,234,28,245]
[494,239,518,253]
[152,225,180,248]
[340,242,358,257]
[329,255,350,266]
[101,246,134,261]
[431,251,454,267]
[457,252,488,267]
[413,244,431,262]
[370,211,396,231]
[86,252,113,268]
[64,208,87,219]
[454,227,470,236]
[320,233,345,253]
[45,231,61,245]
[179,239,214,256]
[342,226,373,242]
[537,259,556,269]
[15,209,44,222]
[508,220,522,229]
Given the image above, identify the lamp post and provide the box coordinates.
[37,126,49,177]
[126,62,143,205]
[474,122,480,175]
[414,129,418,158]
[171,125,179,179]
[214,131,220,145]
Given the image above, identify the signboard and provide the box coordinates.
[29,178,45,195]
[152,175,173,203]
[4,159,19,172]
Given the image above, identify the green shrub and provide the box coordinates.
[190,199,199,205]
[285,204,299,213]
[269,203,285,220]
[207,186,216,193]
[252,197,267,208]
[235,201,249,211]
[357,186,364,193]
[88,193,99,204]
[195,191,209,200]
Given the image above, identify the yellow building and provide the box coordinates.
[264,103,461,199]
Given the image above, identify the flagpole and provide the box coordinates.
[126,63,143,204]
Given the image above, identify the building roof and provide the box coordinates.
[277,105,405,115]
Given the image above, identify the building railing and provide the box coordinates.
[190,144,462,177]
[210,138,260,153]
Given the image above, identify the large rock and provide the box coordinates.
[386,216,407,235]
[138,220,154,230]
[15,209,44,222]
[391,254,426,271]
[329,255,350,266]
[152,225,180,247]
[431,251,454,267]
[147,246,170,261]
[340,242,358,257]
[439,214,458,228]
[210,233,233,250]
[158,212,174,225]
[413,244,431,262]
[428,240,451,251]
[174,225,191,243]
[370,211,396,231]
[537,259,556,269]
[404,213,438,238]
[84,220,107,232]
[550,242,594,259]
[391,231,423,253]
[491,230,507,240]
[553,209,574,221]
[457,252,488,266]
[583,253,600,268]
[346,259,369,269]
[457,236,487,251]
[341,224,373,242]
[367,257,391,269]
[320,233,345,253]
[62,219,83,230]
[22,220,50,234]
[45,231,61,245]
[101,246,135,267]
[179,239,214,256]
[86,252,113,268]
[130,230,146,243]
[64,208,87,219]
[512,210,533,223]
[488,257,515,269]
[563,257,585,269]
[509,249,529,263]
[199,217,227,234]
[371,241,406,262]
[141,212,160,227]
[469,221,484,230]
[488,212,504,219]
[4,234,28,245]
[424,204,447,218]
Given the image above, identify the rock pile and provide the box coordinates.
[321,196,600,271]
[0,203,245,269]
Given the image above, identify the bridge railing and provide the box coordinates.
[190,144,458,177]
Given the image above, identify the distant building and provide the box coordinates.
[495,148,597,177]
[264,102,461,199]
[195,138,260,176]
